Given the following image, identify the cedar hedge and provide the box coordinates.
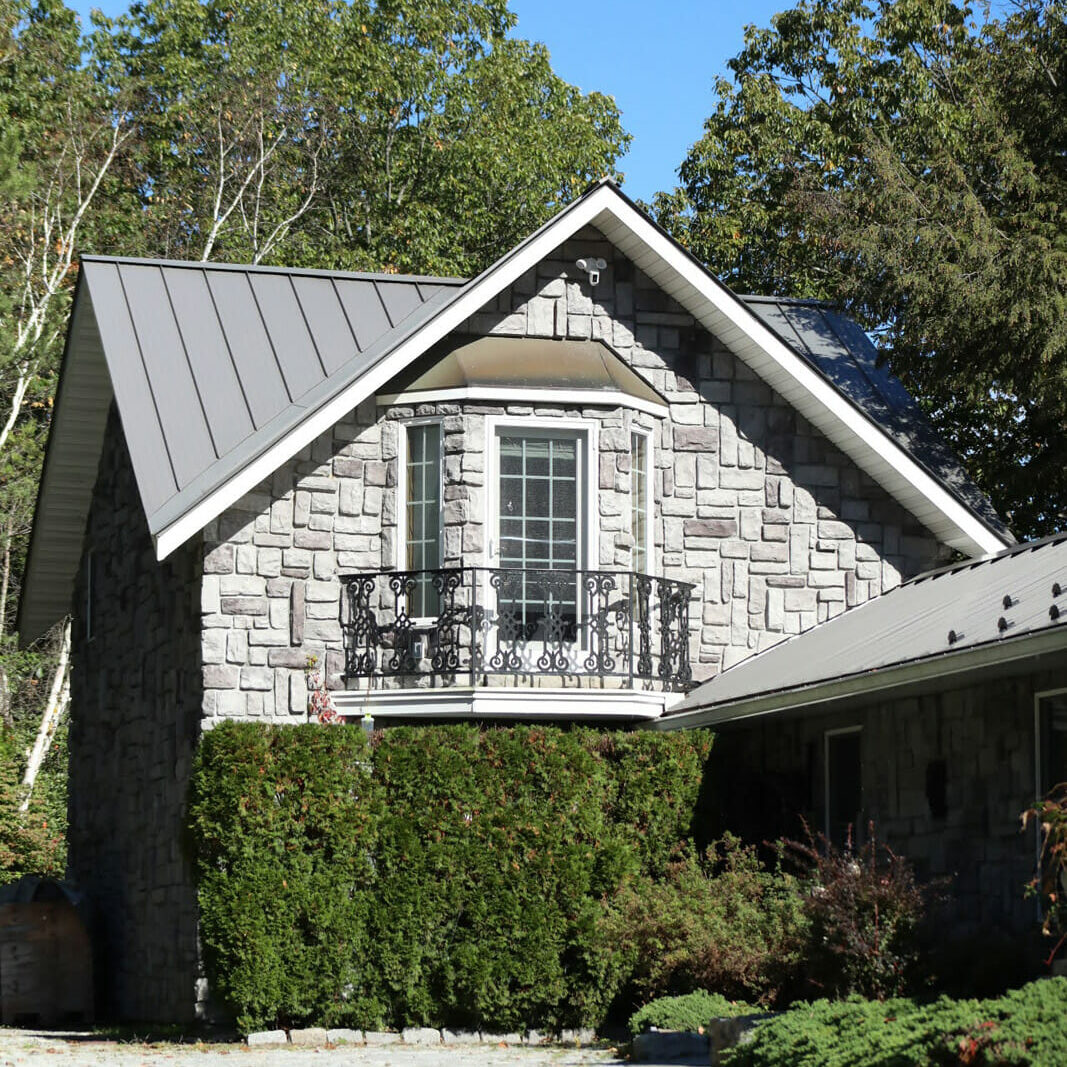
[188,723,712,1034]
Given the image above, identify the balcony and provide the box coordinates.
[339,567,695,703]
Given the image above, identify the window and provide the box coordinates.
[1037,692,1067,799]
[825,727,862,848]
[631,431,649,574]
[404,423,441,616]
[495,428,585,635]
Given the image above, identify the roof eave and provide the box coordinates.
[654,624,1067,730]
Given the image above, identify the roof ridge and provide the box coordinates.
[78,254,467,287]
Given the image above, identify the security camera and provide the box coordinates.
[575,257,607,287]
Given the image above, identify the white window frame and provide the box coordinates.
[824,725,863,844]
[1034,687,1067,915]
[395,417,444,624]
[483,415,598,571]
[630,426,653,576]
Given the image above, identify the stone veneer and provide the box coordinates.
[201,225,949,721]
[712,670,1055,934]
[69,408,203,1021]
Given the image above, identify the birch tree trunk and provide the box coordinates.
[19,619,71,812]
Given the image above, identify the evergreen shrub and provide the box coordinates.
[722,977,1067,1067]
[188,722,711,1034]
[628,990,755,1037]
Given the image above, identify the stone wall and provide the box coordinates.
[711,671,1053,933]
[200,224,950,718]
[68,407,203,1021]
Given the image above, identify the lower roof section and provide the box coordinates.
[661,533,1067,729]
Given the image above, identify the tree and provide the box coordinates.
[655,0,1067,538]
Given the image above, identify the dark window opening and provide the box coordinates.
[926,758,948,820]
[825,728,862,849]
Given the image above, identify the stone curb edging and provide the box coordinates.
[246,1027,597,1048]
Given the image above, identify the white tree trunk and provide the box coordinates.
[20,619,71,812]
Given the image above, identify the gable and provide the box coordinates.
[20,181,1011,642]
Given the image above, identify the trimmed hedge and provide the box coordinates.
[722,978,1067,1067]
[189,723,711,1034]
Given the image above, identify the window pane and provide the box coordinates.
[406,424,441,616]
[631,432,648,574]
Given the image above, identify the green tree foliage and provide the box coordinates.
[189,723,711,1034]
[0,0,628,881]
[655,0,1067,537]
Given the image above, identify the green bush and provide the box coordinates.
[599,834,809,1007]
[782,822,942,1000]
[723,978,1067,1067]
[188,723,712,1034]
[629,991,754,1037]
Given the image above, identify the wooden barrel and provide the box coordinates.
[0,894,93,1026]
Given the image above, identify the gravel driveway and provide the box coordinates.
[0,1030,628,1067]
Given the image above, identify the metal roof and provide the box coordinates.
[740,297,1009,539]
[667,533,1067,723]
[20,181,1011,642]
[380,334,668,409]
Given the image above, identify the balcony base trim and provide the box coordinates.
[333,687,680,722]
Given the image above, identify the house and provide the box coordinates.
[19,179,1026,1021]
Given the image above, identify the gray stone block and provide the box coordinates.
[441,1029,481,1045]
[289,1028,328,1047]
[481,1032,524,1046]
[363,1031,402,1045]
[401,1027,441,1045]
[246,1030,288,1047]
[632,1030,707,1062]
[326,1029,363,1045]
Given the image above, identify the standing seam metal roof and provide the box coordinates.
[80,257,462,525]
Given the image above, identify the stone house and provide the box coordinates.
[18,180,1036,1020]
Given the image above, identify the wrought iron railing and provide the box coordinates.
[340,567,694,692]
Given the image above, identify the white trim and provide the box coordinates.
[590,196,1007,557]
[630,425,654,576]
[1032,687,1067,919]
[484,415,598,571]
[824,725,863,842]
[395,417,444,623]
[332,686,676,721]
[655,627,1067,731]
[152,183,1007,560]
[376,385,668,418]
[152,190,610,560]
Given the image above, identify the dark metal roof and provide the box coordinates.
[740,297,1011,540]
[382,334,668,407]
[669,532,1067,718]
[79,257,461,527]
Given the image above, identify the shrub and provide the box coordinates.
[1022,783,1067,964]
[629,991,755,1037]
[782,822,941,1000]
[189,722,712,1034]
[599,834,809,1007]
[722,978,1067,1067]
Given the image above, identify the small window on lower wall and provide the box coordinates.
[1037,692,1067,798]
[825,727,862,849]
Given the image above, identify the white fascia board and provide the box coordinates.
[152,188,614,560]
[653,626,1067,731]
[376,385,667,417]
[333,686,677,721]
[591,201,1008,558]
[154,182,1004,560]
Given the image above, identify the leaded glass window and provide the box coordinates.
[406,423,441,616]
[631,432,649,574]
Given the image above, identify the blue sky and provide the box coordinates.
[68,0,786,202]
